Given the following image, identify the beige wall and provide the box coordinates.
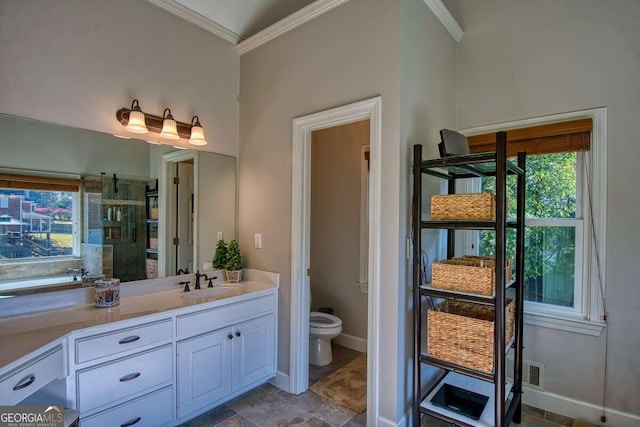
[310,120,369,340]
[0,0,239,157]
[447,0,640,416]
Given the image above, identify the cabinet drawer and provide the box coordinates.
[0,345,64,405]
[77,345,173,413]
[75,319,172,364]
[177,294,275,337]
[81,386,173,427]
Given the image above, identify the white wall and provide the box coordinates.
[400,0,458,421]
[0,0,239,157]
[239,0,457,422]
[239,0,404,422]
[310,121,369,341]
[448,0,640,417]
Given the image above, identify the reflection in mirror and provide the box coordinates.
[0,113,236,297]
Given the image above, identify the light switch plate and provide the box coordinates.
[255,233,262,249]
[217,232,223,241]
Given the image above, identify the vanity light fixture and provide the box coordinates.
[188,116,207,146]
[159,108,180,140]
[116,99,208,145]
[124,99,148,134]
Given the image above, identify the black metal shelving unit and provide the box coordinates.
[412,131,526,426]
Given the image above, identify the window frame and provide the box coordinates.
[458,108,607,336]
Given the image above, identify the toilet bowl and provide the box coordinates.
[309,311,342,366]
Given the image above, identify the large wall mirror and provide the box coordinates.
[0,114,236,296]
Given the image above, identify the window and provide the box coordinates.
[462,109,607,335]
[0,188,77,259]
[0,174,81,261]
[479,152,584,313]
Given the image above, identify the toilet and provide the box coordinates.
[309,293,342,366]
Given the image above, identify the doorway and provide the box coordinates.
[290,97,382,426]
[175,160,194,274]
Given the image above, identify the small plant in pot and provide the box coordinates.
[212,239,228,270]
[224,240,244,283]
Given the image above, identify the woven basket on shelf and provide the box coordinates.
[431,193,496,221]
[427,298,515,373]
[431,256,512,296]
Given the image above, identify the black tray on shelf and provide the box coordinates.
[430,383,489,421]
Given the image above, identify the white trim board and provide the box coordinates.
[422,0,464,43]
[290,96,382,427]
[237,0,351,55]
[146,0,240,44]
[268,371,290,393]
[523,388,640,427]
[333,333,367,353]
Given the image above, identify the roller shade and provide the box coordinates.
[0,173,81,192]
[467,118,592,156]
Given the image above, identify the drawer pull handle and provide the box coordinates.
[119,335,141,344]
[235,331,241,337]
[120,416,141,427]
[119,372,141,382]
[13,374,36,391]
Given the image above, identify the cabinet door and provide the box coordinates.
[232,314,275,392]
[177,328,232,419]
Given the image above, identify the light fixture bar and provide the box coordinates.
[116,107,194,140]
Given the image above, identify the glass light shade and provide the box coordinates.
[160,117,180,140]
[188,124,207,145]
[125,110,148,134]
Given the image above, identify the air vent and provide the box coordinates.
[506,357,544,391]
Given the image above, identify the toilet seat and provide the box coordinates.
[309,312,342,329]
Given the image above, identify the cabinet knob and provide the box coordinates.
[235,331,241,337]
[227,333,233,340]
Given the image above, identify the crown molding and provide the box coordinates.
[146,0,240,44]
[422,0,464,43]
[237,0,351,55]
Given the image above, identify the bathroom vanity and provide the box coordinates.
[0,270,278,426]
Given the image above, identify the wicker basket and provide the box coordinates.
[427,299,515,373]
[150,208,159,220]
[432,256,512,296]
[149,238,158,250]
[431,193,496,221]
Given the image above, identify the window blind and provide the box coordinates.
[0,173,81,192]
[467,118,592,156]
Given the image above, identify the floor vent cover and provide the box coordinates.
[506,357,544,391]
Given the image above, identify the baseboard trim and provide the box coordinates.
[268,370,290,393]
[334,333,367,353]
[377,414,404,427]
[523,388,640,427]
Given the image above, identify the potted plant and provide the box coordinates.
[224,240,244,282]
[212,239,228,270]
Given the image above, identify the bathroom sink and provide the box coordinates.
[180,285,244,301]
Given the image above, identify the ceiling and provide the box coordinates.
[168,0,316,40]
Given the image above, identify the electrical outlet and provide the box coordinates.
[217,232,223,241]
[255,233,262,249]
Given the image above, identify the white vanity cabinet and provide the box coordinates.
[0,343,64,406]
[176,298,276,420]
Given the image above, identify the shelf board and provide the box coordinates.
[419,286,496,305]
[419,371,513,427]
[146,249,158,254]
[418,153,524,180]
[419,355,495,383]
[146,219,159,223]
[420,220,518,230]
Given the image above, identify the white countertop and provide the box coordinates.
[0,270,279,368]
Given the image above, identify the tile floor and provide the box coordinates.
[179,344,576,427]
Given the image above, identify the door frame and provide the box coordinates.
[290,96,382,426]
[159,150,199,277]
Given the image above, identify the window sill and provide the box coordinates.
[524,309,605,336]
